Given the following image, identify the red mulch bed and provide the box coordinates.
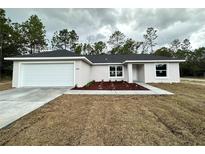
[72,81,149,90]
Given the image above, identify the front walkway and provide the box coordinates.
[64,83,173,95]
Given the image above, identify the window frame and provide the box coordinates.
[155,63,168,78]
[109,65,124,78]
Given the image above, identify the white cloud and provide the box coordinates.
[4,8,205,49]
[190,26,205,49]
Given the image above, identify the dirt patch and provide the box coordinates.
[0,83,204,145]
[72,81,148,90]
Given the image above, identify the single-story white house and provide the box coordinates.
[5,50,185,88]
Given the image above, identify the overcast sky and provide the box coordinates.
[4,8,205,49]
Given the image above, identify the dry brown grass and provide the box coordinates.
[0,83,204,145]
[0,81,12,91]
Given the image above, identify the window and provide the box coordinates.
[109,65,123,77]
[110,66,116,77]
[156,64,167,77]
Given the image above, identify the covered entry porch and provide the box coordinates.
[127,63,145,83]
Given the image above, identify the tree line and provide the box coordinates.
[51,28,158,55]
[0,9,204,77]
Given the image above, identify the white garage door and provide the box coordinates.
[20,63,74,87]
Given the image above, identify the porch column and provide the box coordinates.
[128,63,133,83]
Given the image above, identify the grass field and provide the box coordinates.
[0,83,204,145]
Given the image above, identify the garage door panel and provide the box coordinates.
[21,63,74,87]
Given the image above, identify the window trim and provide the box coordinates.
[108,65,124,78]
[155,63,168,78]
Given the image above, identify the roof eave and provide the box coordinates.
[4,57,186,65]
[122,60,186,64]
[4,56,93,65]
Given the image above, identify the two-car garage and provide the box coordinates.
[16,62,74,87]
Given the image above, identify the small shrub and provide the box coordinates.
[86,80,95,87]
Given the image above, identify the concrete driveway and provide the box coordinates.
[0,87,67,129]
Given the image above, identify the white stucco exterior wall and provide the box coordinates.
[123,65,128,81]
[127,63,133,83]
[11,60,181,88]
[132,64,138,81]
[75,60,91,86]
[132,64,145,82]
[137,64,145,82]
[144,63,180,83]
[90,65,127,82]
[12,61,20,87]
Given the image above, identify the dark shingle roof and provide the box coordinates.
[17,49,78,57]
[85,54,181,63]
[14,49,183,63]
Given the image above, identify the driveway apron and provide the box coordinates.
[0,88,67,129]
